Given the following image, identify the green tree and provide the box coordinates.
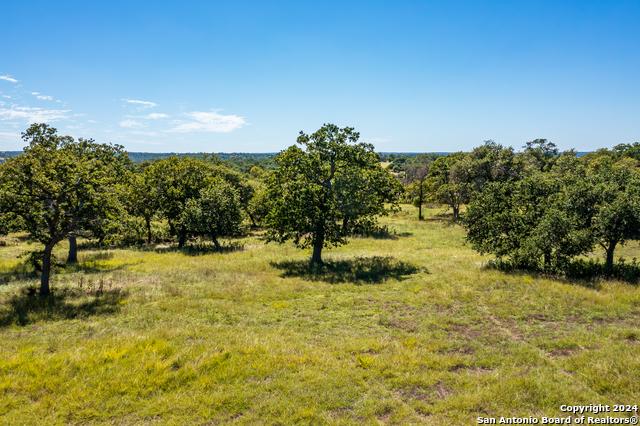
[180,178,243,250]
[151,156,215,247]
[522,138,558,172]
[464,174,592,271]
[265,124,401,264]
[405,163,431,220]
[246,181,270,227]
[465,156,640,275]
[0,124,127,295]
[126,163,161,244]
[427,153,470,218]
[573,161,640,272]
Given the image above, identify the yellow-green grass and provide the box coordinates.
[0,206,639,425]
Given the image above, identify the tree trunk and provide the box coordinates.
[41,243,55,296]
[418,188,423,220]
[145,216,152,244]
[245,209,257,227]
[605,241,617,275]
[67,235,78,263]
[311,228,325,264]
[453,204,460,219]
[342,217,349,233]
[212,237,221,251]
[178,226,187,248]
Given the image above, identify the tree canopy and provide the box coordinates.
[265,124,402,263]
[0,124,129,295]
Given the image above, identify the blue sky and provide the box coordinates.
[1,0,639,153]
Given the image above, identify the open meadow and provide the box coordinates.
[1,206,639,425]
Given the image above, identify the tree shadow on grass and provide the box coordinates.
[270,255,426,284]
[0,255,142,285]
[0,287,127,327]
[0,262,38,285]
[485,258,640,287]
[351,230,413,240]
[153,241,245,256]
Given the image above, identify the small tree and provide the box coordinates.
[405,163,431,220]
[265,124,401,264]
[126,164,161,244]
[180,178,242,250]
[427,153,470,218]
[0,124,126,296]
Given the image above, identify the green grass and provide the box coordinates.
[1,206,639,425]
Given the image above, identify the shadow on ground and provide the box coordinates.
[0,287,127,327]
[0,255,141,285]
[270,255,426,284]
[485,258,640,287]
[153,241,245,256]
[351,231,413,240]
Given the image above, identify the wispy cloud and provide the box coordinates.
[143,113,168,119]
[167,111,246,133]
[87,120,98,123]
[31,92,54,100]
[122,99,157,110]
[125,113,169,119]
[119,119,146,128]
[2,95,11,99]
[0,75,18,83]
[0,106,71,122]
[131,130,158,136]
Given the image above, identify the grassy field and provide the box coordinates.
[1,206,639,425]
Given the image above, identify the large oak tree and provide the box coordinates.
[265,124,402,264]
[0,124,128,296]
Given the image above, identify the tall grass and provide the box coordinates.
[0,206,639,425]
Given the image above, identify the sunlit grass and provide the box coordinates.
[0,206,639,425]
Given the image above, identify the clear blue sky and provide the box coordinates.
[1,0,639,153]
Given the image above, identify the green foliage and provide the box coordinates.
[246,181,270,226]
[180,178,243,250]
[0,124,128,295]
[522,138,559,172]
[465,174,592,272]
[265,124,402,263]
[426,152,470,218]
[465,157,640,274]
[404,163,431,220]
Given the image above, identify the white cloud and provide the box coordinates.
[87,120,98,123]
[122,99,157,110]
[131,131,158,136]
[167,111,246,133]
[0,106,71,122]
[31,92,39,95]
[36,95,53,100]
[2,95,11,99]
[119,119,146,128]
[143,113,169,119]
[125,113,169,119]
[0,76,18,83]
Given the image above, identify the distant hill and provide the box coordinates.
[0,151,278,164]
[125,152,278,163]
[0,150,594,164]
